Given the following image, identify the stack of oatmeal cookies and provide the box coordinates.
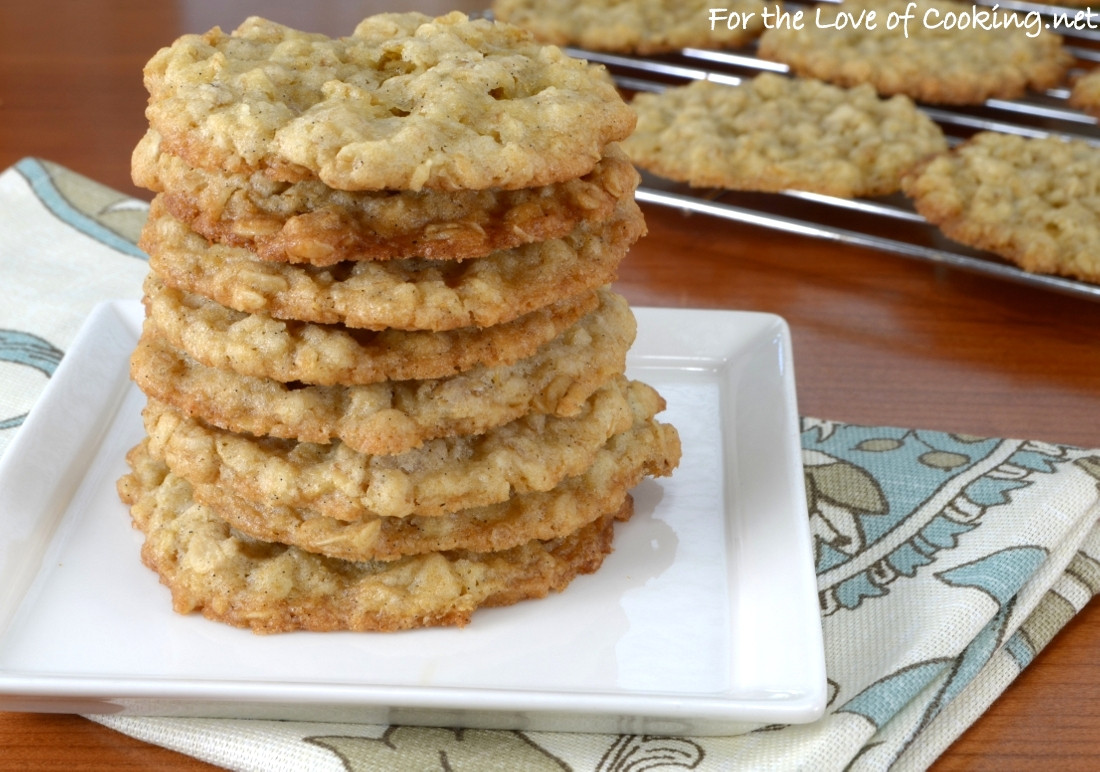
[117,12,681,633]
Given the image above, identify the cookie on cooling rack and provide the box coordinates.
[142,13,634,191]
[492,0,773,54]
[1069,68,1100,119]
[757,0,1071,105]
[901,131,1100,284]
[622,73,947,197]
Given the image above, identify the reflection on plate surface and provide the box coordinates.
[0,300,824,735]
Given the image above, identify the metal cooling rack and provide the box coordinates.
[563,0,1100,302]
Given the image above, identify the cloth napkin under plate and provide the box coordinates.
[1,158,1098,771]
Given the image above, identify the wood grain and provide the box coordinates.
[1,2,1098,769]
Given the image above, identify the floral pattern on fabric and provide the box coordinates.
[0,159,147,451]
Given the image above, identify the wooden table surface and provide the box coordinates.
[2,2,1098,769]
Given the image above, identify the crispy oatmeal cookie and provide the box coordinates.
[757,0,1071,105]
[119,451,632,632]
[141,195,643,331]
[135,412,678,561]
[134,130,640,264]
[141,377,665,521]
[142,273,599,385]
[901,131,1100,284]
[622,73,947,197]
[492,0,772,55]
[1069,68,1100,119]
[130,291,635,455]
[142,13,635,191]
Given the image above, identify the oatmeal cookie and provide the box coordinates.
[141,376,665,520]
[492,0,772,55]
[134,130,640,264]
[623,73,947,196]
[141,195,643,331]
[130,291,635,455]
[1069,68,1100,119]
[142,13,635,191]
[119,452,633,632]
[135,411,678,561]
[757,0,1071,105]
[142,273,599,385]
[901,131,1100,284]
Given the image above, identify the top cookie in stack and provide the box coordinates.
[118,12,681,633]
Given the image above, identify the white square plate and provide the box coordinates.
[0,299,825,735]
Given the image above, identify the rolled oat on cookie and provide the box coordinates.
[142,272,600,386]
[132,403,680,562]
[130,291,636,456]
[141,195,644,331]
[142,12,635,191]
[140,377,664,521]
[134,129,641,265]
[119,449,636,633]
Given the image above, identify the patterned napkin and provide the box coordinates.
[2,158,1099,771]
